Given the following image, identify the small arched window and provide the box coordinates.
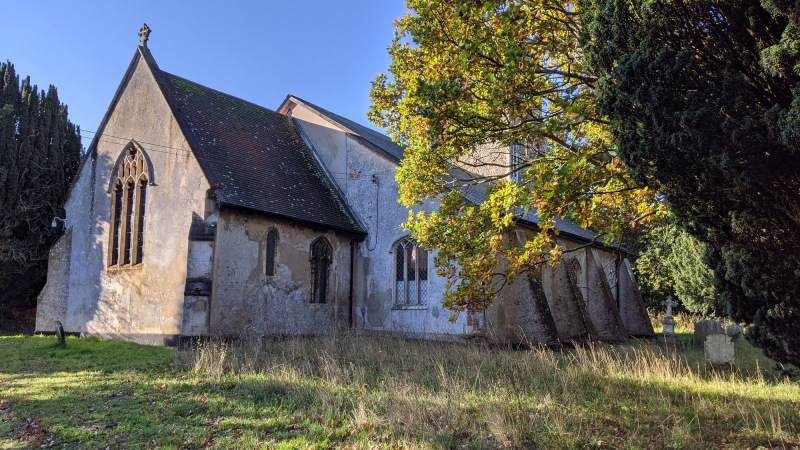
[309,237,332,303]
[393,237,428,306]
[108,143,150,267]
[265,229,278,277]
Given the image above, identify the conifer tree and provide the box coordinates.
[0,61,82,313]
[583,0,800,365]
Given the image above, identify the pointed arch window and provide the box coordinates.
[108,143,150,267]
[393,237,428,307]
[309,237,332,303]
[265,229,278,277]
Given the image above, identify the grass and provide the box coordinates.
[0,332,798,449]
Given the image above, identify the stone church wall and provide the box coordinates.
[35,228,72,332]
[289,107,467,339]
[37,52,211,344]
[209,208,356,336]
[289,102,654,343]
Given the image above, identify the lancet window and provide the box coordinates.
[309,237,332,303]
[265,228,278,277]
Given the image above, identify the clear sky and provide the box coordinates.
[0,1,407,149]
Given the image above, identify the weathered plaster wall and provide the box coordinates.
[283,106,348,189]
[457,143,510,180]
[35,228,72,332]
[291,107,467,339]
[584,249,628,341]
[37,53,211,344]
[618,259,656,336]
[210,207,355,336]
[478,232,560,345]
[290,103,650,343]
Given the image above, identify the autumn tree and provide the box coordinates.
[583,0,800,364]
[370,1,659,314]
[0,61,82,313]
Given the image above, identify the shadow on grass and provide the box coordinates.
[0,335,172,375]
[1,335,798,449]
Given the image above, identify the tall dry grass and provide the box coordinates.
[181,332,799,448]
[650,311,707,334]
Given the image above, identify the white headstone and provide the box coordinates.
[704,334,735,367]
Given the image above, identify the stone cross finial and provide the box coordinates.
[138,23,151,48]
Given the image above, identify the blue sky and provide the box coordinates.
[0,1,407,149]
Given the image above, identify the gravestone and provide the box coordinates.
[726,324,743,338]
[659,296,677,349]
[704,334,735,368]
[55,321,66,347]
[662,296,677,334]
[694,319,724,348]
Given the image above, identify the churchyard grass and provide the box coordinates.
[0,333,797,449]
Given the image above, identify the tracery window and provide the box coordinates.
[265,228,278,277]
[393,237,428,307]
[510,143,524,184]
[510,142,535,184]
[309,237,332,303]
[108,143,149,267]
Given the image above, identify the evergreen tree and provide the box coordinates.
[0,61,82,313]
[631,216,722,316]
[583,0,800,364]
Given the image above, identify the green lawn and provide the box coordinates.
[0,333,797,449]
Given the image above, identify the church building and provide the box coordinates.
[36,28,653,345]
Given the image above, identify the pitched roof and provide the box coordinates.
[445,167,604,244]
[140,50,364,235]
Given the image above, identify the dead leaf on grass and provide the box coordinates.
[18,417,53,446]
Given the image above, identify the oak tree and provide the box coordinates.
[370,1,659,315]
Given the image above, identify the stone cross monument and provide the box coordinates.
[662,296,676,335]
[139,23,151,48]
